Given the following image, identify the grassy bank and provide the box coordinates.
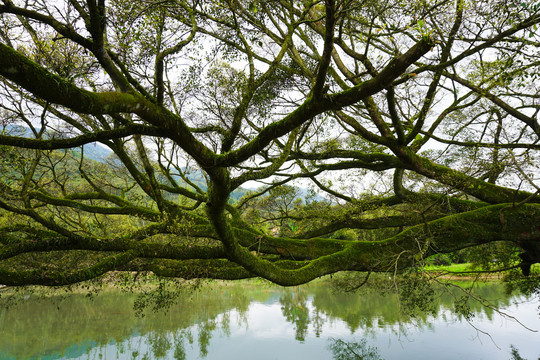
[423,263,540,280]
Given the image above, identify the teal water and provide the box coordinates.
[0,281,539,359]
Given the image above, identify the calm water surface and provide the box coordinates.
[0,281,539,360]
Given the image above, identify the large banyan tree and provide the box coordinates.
[0,0,539,287]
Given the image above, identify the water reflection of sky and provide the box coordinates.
[66,295,540,360]
[1,285,539,360]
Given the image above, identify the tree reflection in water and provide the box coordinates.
[509,345,540,360]
[328,338,383,360]
[280,286,309,341]
[0,280,539,359]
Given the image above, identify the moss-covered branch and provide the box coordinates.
[214,36,435,167]
[1,203,538,286]
[0,125,167,150]
[394,147,540,204]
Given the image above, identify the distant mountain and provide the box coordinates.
[298,187,327,203]
[3,125,322,203]
[76,142,112,163]
[3,125,111,163]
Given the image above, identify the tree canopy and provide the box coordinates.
[0,0,539,288]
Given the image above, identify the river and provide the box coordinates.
[0,279,539,359]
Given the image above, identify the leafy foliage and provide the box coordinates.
[0,0,539,293]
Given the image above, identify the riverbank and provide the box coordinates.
[423,263,540,281]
